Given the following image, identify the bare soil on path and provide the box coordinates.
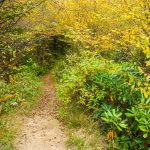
[15,74,67,150]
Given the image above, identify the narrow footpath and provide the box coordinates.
[15,74,67,150]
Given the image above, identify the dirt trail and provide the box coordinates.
[15,74,67,150]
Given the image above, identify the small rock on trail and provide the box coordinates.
[15,74,67,150]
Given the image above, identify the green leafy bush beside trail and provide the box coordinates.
[0,64,43,114]
[54,51,150,149]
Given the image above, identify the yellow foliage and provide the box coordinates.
[0,95,15,103]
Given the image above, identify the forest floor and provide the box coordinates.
[15,74,67,150]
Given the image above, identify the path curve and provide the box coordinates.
[15,74,67,150]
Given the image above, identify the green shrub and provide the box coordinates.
[54,51,150,149]
[0,64,42,113]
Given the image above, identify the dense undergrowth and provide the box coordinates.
[53,51,150,149]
